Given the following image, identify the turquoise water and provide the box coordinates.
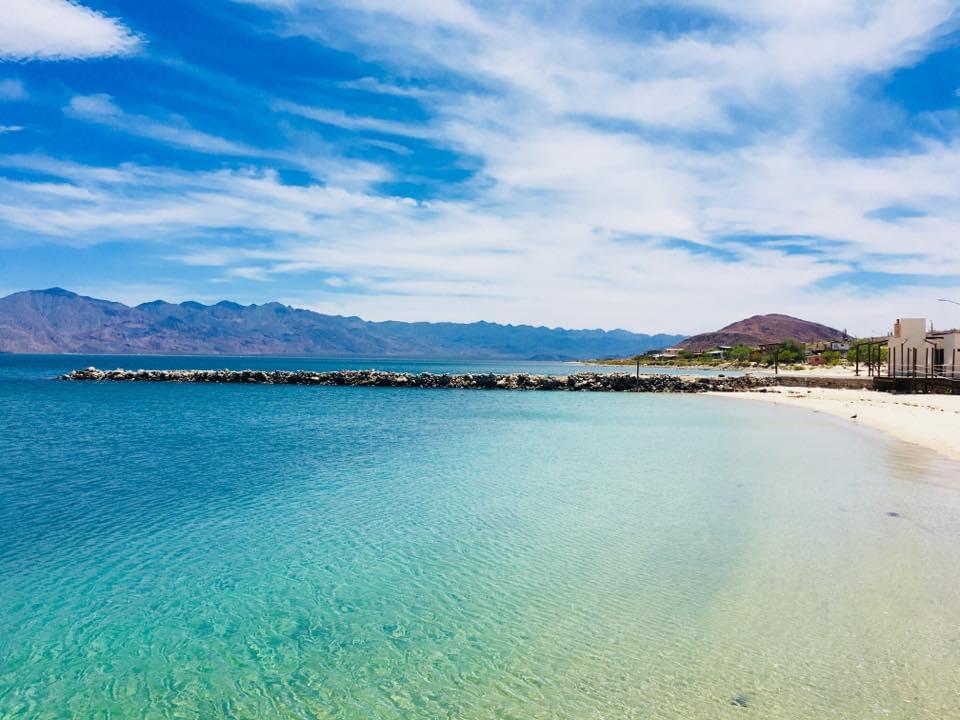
[2,355,960,719]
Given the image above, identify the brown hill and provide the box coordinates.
[680,314,846,352]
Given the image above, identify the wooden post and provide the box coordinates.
[855,344,860,377]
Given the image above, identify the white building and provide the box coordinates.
[653,347,684,360]
[887,318,960,377]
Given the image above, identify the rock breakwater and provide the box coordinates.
[61,367,776,393]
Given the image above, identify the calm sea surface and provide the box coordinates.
[2,355,960,719]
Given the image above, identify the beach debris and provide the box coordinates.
[887,511,902,518]
[729,692,750,707]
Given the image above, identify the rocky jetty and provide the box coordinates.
[61,367,776,393]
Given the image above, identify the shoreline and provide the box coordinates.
[710,386,960,462]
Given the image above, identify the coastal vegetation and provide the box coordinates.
[586,313,890,371]
[847,340,888,364]
[678,313,847,352]
[596,336,868,370]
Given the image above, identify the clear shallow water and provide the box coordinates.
[1,355,959,719]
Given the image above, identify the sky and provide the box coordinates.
[1,1,960,335]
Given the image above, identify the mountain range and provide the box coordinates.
[0,288,685,359]
[679,314,846,352]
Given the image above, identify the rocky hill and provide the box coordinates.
[679,313,846,352]
[0,288,684,359]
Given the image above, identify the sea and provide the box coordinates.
[2,354,960,719]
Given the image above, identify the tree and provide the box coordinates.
[849,341,888,365]
[778,338,806,364]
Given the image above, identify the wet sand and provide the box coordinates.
[711,386,960,461]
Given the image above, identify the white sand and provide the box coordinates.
[763,365,862,378]
[710,387,960,461]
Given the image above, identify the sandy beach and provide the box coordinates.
[763,365,862,378]
[712,386,960,461]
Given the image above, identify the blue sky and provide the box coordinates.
[1,0,960,334]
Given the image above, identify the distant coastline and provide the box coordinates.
[0,288,684,358]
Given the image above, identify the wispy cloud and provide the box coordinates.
[2,148,954,331]
[62,93,393,190]
[0,0,140,61]
[274,101,437,140]
[239,0,485,32]
[65,94,256,156]
[337,76,440,100]
[0,79,27,101]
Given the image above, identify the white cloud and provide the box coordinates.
[274,101,437,140]
[239,0,484,31]
[66,93,119,117]
[262,0,957,133]
[3,148,960,333]
[0,125,23,134]
[338,76,439,99]
[0,79,27,101]
[0,0,139,61]
[65,94,255,156]
[62,94,392,190]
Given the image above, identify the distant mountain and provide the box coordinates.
[0,288,685,359]
[679,313,846,352]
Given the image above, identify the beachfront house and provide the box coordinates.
[887,318,960,377]
[653,347,684,360]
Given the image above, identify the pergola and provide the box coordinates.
[852,338,887,378]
